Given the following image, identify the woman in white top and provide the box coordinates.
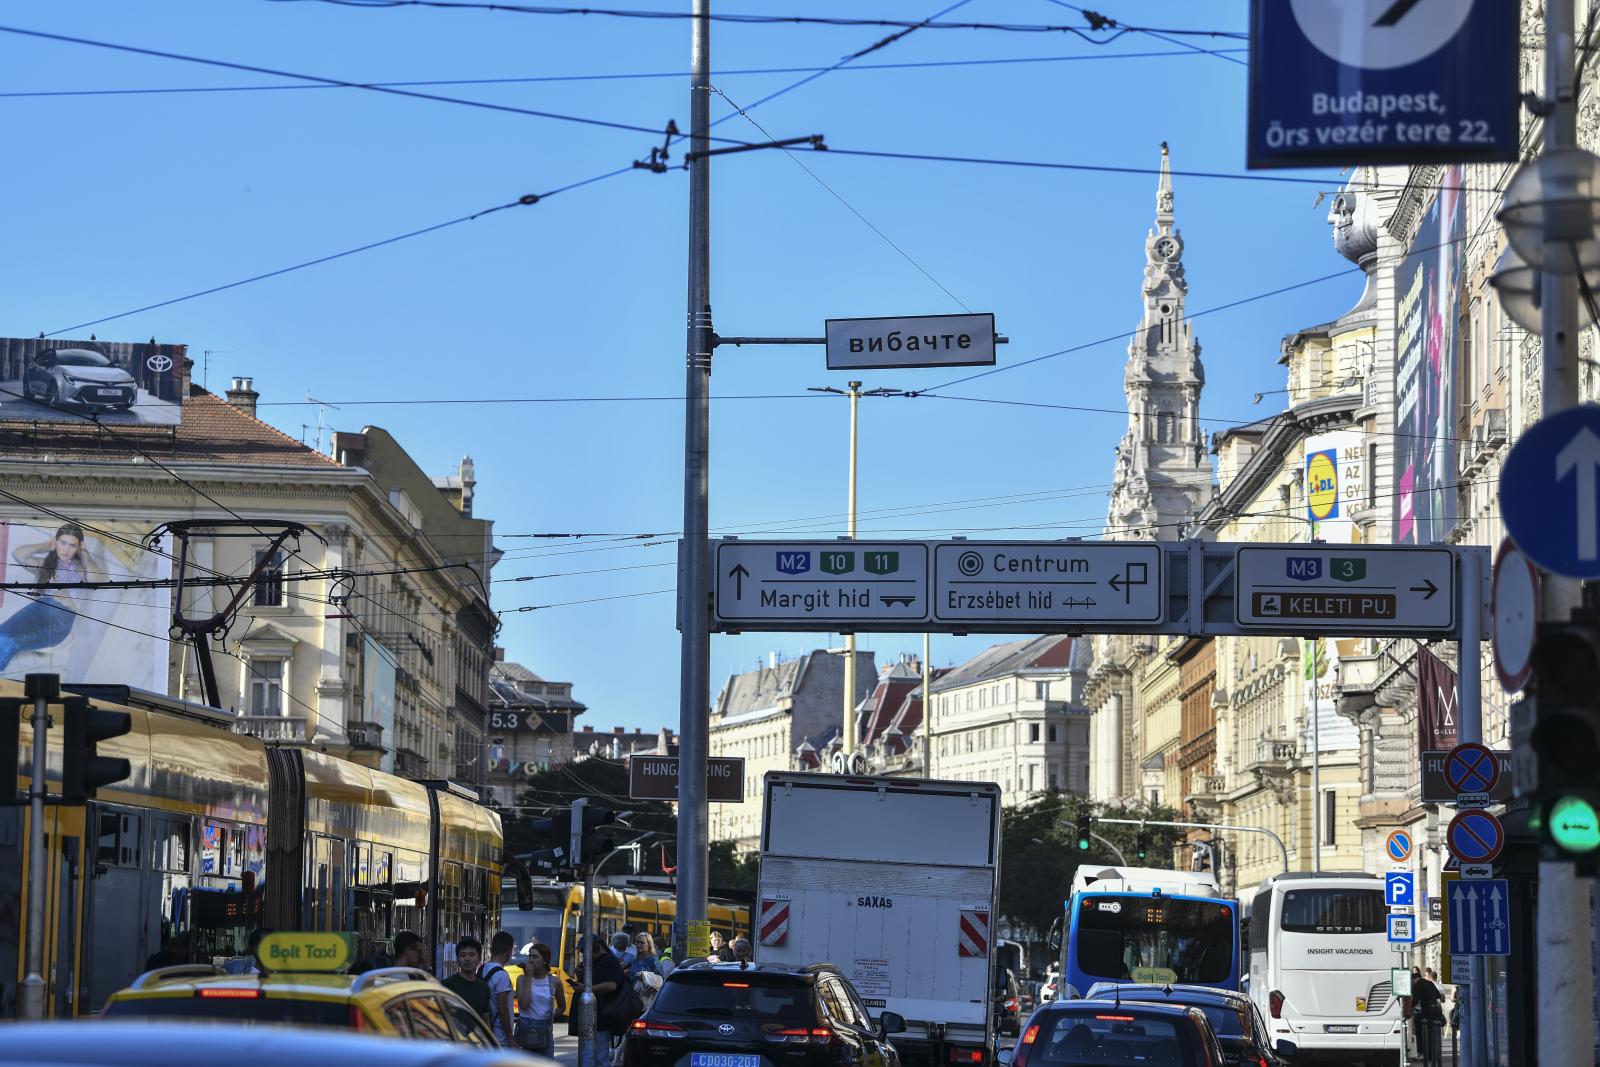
[516,941,567,1055]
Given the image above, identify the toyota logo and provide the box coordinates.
[145,353,173,373]
[718,1024,735,1035]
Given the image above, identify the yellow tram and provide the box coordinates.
[3,681,507,1019]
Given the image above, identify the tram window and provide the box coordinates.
[97,811,142,868]
[154,818,189,873]
[376,849,393,886]
[202,823,223,875]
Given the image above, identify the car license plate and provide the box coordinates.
[691,1055,759,1067]
[96,389,121,397]
[1324,1024,1359,1034]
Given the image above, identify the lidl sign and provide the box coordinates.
[1307,448,1339,521]
[259,932,359,973]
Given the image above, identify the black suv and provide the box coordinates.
[623,961,905,1067]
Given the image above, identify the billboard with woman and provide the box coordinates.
[0,518,170,692]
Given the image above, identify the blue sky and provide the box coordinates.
[0,1,1360,730]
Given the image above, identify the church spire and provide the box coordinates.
[1156,141,1174,230]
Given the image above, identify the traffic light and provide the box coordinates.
[523,809,570,875]
[570,797,619,867]
[1136,829,1151,862]
[1075,812,1092,851]
[1529,621,1600,873]
[1,698,21,806]
[61,696,131,803]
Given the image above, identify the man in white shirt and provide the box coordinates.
[480,931,516,1046]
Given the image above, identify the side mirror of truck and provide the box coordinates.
[878,1011,907,1036]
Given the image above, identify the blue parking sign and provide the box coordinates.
[1386,872,1415,907]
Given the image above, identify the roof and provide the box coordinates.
[495,661,543,683]
[931,635,1076,693]
[714,653,812,721]
[0,385,343,469]
[489,661,585,712]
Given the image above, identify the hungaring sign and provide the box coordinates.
[825,313,996,371]
[628,754,745,803]
[1246,0,1519,168]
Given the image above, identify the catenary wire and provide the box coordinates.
[1040,0,1246,67]
[0,50,1250,99]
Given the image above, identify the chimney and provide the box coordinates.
[180,356,193,399]
[459,454,476,517]
[494,646,505,662]
[331,431,368,468]
[769,651,778,669]
[226,376,259,418]
[613,726,625,735]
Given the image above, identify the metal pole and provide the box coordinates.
[1312,641,1322,873]
[19,672,57,1022]
[1455,550,1487,1067]
[578,864,597,1067]
[843,381,861,759]
[922,631,932,779]
[1095,817,1291,873]
[1091,831,1128,865]
[1536,7,1594,1065]
[675,0,712,961]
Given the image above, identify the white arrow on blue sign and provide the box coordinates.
[1501,406,1600,579]
[1385,871,1415,907]
[1449,878,1510,957]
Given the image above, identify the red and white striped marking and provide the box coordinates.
[957,908,989,957]
[759,899,790,946]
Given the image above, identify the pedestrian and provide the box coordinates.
[730,937,753,964]
[223,928,270,975]
[142,931,191,972]
[516,941,566,1055]
[584,933,629,1055]
[443,937,492,1022]
[657,944,675,978]
[1415,967,1445,1067]
[480,931,516,1046]
[630,933,662,980]
[611,930,638,970]
[392,930,427,971]
[707,930,727,963]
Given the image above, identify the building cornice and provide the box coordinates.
[1198,392,1362,531]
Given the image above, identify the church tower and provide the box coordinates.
[1105,144,1212,540]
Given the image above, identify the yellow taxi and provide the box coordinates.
[101,932,498,1048]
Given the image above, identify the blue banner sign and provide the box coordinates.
[1248,0,1519,168]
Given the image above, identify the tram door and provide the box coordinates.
[14,805,87,1018]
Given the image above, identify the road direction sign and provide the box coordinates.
[1387,913,1416,944]
[1421,749,1514,804]
[1385,828,1414,864]
[1235,545,1455,632]
[1246,0,1519,168]
[1492,539,1538,692]
[1447,809,1506,865]
[1449,878,1510,957]
[931,541,1163,627]
[1501,406,1600,579]
[1386,871,1415,907]
[1443,742,1501,796]
[712,541,930,631]
[825,313,996,371]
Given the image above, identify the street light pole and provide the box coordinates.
[845,380,861,758]
[675,0,712,961]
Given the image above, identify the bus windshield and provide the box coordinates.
[1072,896,1236,986]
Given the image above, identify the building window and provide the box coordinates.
[1323,790,1337,845]
[1029,723,1040,743]
[966,692,974,711]
[1036,682,1049,700]
[1048,767,1059,790]
[247,658,286,716]
[1048,724,1058,743]
[1028,764,1037,791]
[253,550,285,607]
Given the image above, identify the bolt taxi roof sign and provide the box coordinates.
[258,932,360,974]
[1246,0,1519,169]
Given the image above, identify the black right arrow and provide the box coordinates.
[729,563,749,599]
[1411,578,1439,600]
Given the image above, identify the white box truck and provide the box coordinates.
[756,772,1003,1067]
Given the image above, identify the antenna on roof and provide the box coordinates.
[305,392,342,454]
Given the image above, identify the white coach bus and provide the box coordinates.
[1244,872,1406,1066]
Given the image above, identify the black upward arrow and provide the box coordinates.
[1411,578,1438,600]
[730,564,749,599]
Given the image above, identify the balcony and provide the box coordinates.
[395,747,428,779]
[1245,736,1297,804]
[234,716,307,742]
[346,721,384,749]
[1250,737,1296,768]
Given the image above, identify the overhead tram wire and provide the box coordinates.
[257,0,1248,42]
[0,50,1250,99]
[1039,0,1247,68]
[0,24,758,143]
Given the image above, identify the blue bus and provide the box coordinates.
[1057,866,1241,999]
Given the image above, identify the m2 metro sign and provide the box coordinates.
[1247,0,1519,168]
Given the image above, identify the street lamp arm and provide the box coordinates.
[1094,816,1289,874]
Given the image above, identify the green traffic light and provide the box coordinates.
[1549,795,1600,854]
[1077,839,1089,850]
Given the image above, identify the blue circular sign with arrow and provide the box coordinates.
[1501,405,1600,579]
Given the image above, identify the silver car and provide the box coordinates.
[24,347,138,411]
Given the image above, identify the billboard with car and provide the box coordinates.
[0,336,185,426]
[0,517,171,692]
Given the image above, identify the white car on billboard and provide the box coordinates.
[24,348,139,412]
